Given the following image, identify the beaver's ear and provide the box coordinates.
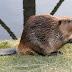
[58,20,61,25]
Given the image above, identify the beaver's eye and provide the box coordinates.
[58,20,61,25]
[68,20,70,23]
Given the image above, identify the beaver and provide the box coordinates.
[0,14,72,56]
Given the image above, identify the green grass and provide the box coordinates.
[0,40,72,72]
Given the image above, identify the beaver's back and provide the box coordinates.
[21,14,62,47]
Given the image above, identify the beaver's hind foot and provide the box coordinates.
[47,51,63,56]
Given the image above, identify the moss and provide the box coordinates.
[0,39,20,49]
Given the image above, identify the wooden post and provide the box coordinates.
[23,0,35,26]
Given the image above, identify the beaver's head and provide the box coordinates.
[58,16,72,43]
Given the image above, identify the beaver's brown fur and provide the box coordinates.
[16,14,72,56]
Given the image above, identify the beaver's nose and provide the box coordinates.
[67,38,72,43]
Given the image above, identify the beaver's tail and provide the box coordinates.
[0,48,17,56]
